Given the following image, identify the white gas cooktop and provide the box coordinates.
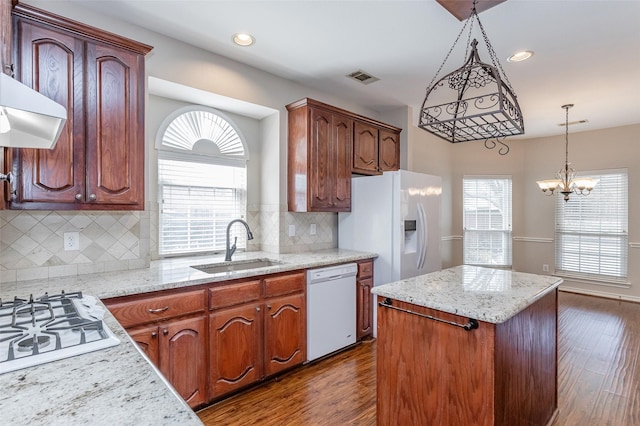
[0,291,120,374]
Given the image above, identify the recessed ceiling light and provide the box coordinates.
[232,33,255,47]
[507,50,534,62]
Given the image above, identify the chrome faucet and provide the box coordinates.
[225,219,254,261]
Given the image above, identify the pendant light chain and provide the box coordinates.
[564,105,570,166]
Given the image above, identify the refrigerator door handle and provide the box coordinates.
[417,203,428,270]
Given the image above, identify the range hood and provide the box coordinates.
[0,72,67,149]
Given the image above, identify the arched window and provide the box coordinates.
[156,106,248,256]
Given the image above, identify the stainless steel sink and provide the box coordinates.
[192,258,285,274]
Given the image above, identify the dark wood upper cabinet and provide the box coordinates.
[7,3,152,210]
[352,121,379,175]
[288,99,352,212]
[287,97,401,212]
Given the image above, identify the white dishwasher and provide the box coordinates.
[306,263,358,361]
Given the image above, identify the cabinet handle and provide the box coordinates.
[256,307,261,312]
[148,306,169,314]
[151,332,157,338]
[88,194,97,201]
[162,329,169,336]
[267,305,272,310]
[75,193,82,200]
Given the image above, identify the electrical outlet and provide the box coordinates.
[542,264,549,272]
[288,225,296,237]
[64,231,80,251]
[310,223,317,235]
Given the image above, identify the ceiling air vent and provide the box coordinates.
[346,70,379,85]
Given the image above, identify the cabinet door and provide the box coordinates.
[308,108,333,211]
[352,121,380,175]
[332,114,352,211]
[1,0,10,75]
[264,293,305,376]
[357,277,373,339]
[128,324,160,366]
[12,20,84,205]
[160,315,207,408]
[210,303,262,398]
[379,129,400,172]
[84,42,144,207]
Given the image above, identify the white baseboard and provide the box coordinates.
[559,286,640,303]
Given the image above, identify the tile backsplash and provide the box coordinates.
[0,210,150,283]
[1,206,338,283]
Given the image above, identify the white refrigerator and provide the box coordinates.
[338,170,442,334]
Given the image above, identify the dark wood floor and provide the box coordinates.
[198,291,640,425]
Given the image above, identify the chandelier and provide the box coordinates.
[536,104,598,202]
[419,1,524,155]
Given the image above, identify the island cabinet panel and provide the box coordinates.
[494,289,558,426]
[376,289,558,426]
[8,3,151,210]
[377,298,496,425]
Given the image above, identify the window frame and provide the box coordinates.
[554,168,628,285]
[462,175,513,268]
[156,106,249,258]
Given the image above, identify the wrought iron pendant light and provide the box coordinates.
[536,104,598,202]
[419,0,524,155]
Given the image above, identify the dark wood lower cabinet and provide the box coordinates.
[127,315,207,408]
[376,290,558,426]
[210,303,262,397]
[264,293,306,377]
[109,270,309,407]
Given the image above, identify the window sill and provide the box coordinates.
[554,272,631,288]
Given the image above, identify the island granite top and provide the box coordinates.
[0,248,376,426]
[371,265,563,324]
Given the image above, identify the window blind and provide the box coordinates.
[158,156,246,256]
[555,169,628,282]
[463,176,512,266]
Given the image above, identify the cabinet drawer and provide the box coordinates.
[107,289,206,327]
[209,280,261,310]
[358,260,374,279]
[264,272,305,298]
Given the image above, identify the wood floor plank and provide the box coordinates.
[198,291,640,425]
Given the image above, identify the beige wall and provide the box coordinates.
[442,124,639,301]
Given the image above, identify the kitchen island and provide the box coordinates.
[0,249,375,426]
[371,265,563,426]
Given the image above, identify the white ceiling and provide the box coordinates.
[66,0,640,138]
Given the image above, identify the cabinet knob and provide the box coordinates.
[267,305,272,310]
[256,307,261,312]
[151,332,157,338]
[162,329,169,336]
[88,194,97,201]
[75,193,82,200]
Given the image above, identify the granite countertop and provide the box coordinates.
[371,265,563,324]
[0,249,376,426]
